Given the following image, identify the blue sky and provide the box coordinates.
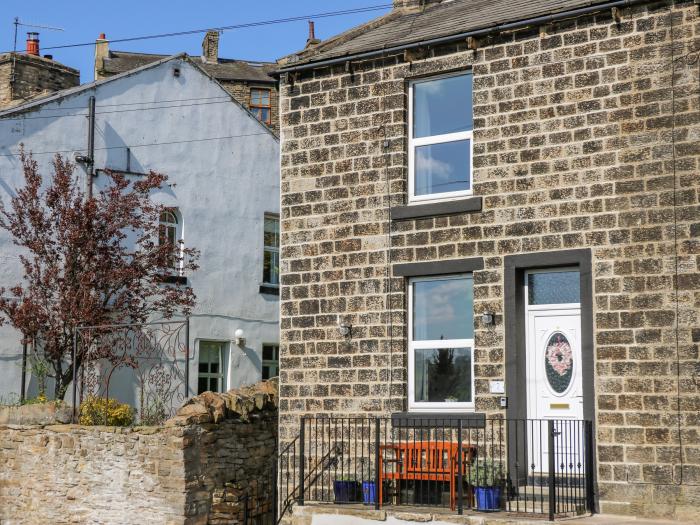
[2,1,391,83]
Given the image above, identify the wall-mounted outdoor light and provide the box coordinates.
[234,328,246,347]
[481,311,495,326]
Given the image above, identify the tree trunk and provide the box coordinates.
[54,363,72,401]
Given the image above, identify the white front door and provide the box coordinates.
[525,269,583,473]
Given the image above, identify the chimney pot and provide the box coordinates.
[26,32,40,56]
[99,33,106,40]
[305,20,321,48]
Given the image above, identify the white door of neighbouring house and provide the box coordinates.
[525,269,583,474]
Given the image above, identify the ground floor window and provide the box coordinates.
[198,341,225,394]
[262,344,279,380]
[408,274,474,411]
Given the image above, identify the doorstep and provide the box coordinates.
[290,503,595,525]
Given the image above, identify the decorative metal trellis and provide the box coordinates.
[71,319,190,425]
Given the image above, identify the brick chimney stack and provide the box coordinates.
[202,31,219,63]
[94,33,109,80]
[1,33,79,109]
[26,33,40,56]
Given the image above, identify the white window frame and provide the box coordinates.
[262,214,280,287]
[408,71,473,204]
[197,340,226,394]
[407,274,475,412]
[159,208,184,276]
[262,343,279,380]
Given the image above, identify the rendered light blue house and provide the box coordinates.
[0,54,280,408]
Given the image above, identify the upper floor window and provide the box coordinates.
[408,72,473,203]
[408,274,474,412]
[262,344,279,380]
[250,88,272,125]
[263,214,279,286]
[159,208,182,273]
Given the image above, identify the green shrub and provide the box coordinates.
[21,393,48,405]
[467,459,504,487]
[139,398,167,426]
[80,396,134,426]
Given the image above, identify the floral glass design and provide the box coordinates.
[544,332,573,394]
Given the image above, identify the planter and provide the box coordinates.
[361,481,390,505]
[333,480,360,503]
[474,486,502,512]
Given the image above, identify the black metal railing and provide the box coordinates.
[280,416,594,521]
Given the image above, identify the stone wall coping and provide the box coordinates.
[166,377,279,427]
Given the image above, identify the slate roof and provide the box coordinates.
[0,53,277,139]
[279,0,620,68]
[102,50,276,83]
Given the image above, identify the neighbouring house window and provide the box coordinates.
[250,88,271,125]
[262,344,279,380]
[198,341,225,394]
[263,215,280,286]
[159,208,182,273]
[408,274,474,411]
[409,72,473,203]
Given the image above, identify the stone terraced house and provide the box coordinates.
[274,0,699,521]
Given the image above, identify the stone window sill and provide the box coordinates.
[390,196,482,221]
[158,274,188,285]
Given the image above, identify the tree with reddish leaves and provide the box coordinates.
[0,150,199,399]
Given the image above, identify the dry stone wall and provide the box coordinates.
[278,0,699,520]
[0,379,278,525]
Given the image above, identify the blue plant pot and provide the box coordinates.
[334,480,360,503]
[474,486,502,511]
[362,480,376,505]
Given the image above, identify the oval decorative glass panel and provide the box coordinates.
[544,332,573,394]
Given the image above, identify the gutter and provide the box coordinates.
[278,0,647,74]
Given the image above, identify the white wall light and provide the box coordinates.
[234,328,246,347]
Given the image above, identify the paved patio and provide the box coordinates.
[290,504,688,525]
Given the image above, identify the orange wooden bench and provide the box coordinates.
[378,441,477,510]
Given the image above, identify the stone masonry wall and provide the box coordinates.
[0,54,79,110]
[0,380,278,525]
[0,424,187,524]
[221,79,281,136]
[278,1,699,520]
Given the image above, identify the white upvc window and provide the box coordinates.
[408,274,475,412]
[408,71,473,203]
[263,214,280,286]
[198,341,225,394]
[262,344,279,380]
[159,208,184,275]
